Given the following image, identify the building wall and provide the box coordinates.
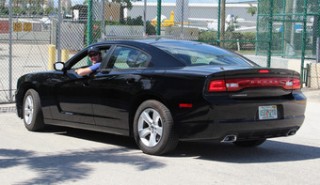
[105,2,121,22]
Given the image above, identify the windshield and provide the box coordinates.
[153,41,257,67]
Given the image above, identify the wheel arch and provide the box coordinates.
[16,82,40,118]
[128,92,169,137]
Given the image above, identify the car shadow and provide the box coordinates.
[171,140,320,163]
[0,147,165,184]
[0,141,164,185]
[59,127,138,150]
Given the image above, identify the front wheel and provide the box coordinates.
[233,139,266,147]
[133,100,178,155]
[23,89,45,131]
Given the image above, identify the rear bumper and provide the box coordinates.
[175,93,306,141]
[177,116,304,141]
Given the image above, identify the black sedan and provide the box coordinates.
[15,39,306,155]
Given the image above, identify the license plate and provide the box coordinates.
[258,105,278,120]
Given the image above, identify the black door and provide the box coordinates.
[53,72,95,124]
[91,46,150,134]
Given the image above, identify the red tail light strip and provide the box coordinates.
[179,103,193,108]
[208,77,301,92]
[258,69,270,74]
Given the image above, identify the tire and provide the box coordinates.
[23,89,45,131]
[133,100,178,155]
[233,139,266,147]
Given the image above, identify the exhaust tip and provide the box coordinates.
[287,129,297,136]
[221,135,237,143]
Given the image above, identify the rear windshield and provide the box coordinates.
[152,41,257,67]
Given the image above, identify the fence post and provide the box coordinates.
[220,0,225,47]
[143,0,147,37]
[87,0,93,45]
[217,0,221,46]
[156,0,161,35]
[57,0,62,61]
[101,0,106,40]
[318,0,320,62]
[300,0,308,81]
[8,0,13,102]
[267,0,274,68]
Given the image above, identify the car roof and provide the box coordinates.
[91,38,196,47]
[93,39,231,55]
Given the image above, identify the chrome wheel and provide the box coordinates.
[138,108,163,147]
[24,95,34,125]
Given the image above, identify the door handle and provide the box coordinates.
[126,78,136,84]
[82,80,91,87]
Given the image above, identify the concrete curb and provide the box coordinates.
[0,103,16,113]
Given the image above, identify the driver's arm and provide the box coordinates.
[75,63,101,76]
[75,67,93,76]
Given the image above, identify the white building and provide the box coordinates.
[127,2,257,31]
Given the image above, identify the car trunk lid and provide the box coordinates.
[205,68,301,98]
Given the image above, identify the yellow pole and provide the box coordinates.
[61,49,69,62]
[48,45,56,70]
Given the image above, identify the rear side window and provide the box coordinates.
[108,46,150,69]
[153,42,256,67]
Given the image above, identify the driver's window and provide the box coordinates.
[71,57,89,69]
[70,48,109,70]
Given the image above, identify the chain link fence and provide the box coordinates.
[256,0,320,87]
[0,14,52,103]
[0,0,319,103]
[257,0,319,60]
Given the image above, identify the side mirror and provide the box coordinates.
[54,62,65,71]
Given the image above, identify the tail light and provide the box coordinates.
[208,80,227,92]
[291,78,301,89]
[208,77,301,92]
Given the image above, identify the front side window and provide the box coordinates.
[70,47,110,70]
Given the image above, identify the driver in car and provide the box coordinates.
[75,46,102,76]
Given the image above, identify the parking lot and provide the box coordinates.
[0,90,319,185]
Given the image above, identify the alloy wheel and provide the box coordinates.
[24,95,34,125]
[137,108,163,147]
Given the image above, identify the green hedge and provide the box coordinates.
[198,31,257,50]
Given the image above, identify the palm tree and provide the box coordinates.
[247,3,257,16]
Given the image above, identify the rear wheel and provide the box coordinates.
[23,89,45,131]
[133,100,178,155]
[233,139,266,147]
